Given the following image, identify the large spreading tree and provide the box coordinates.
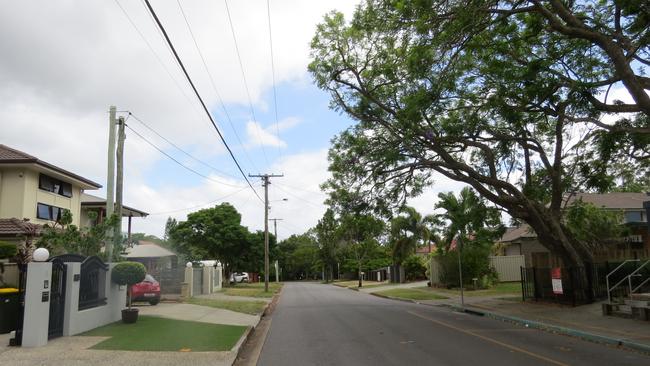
[310,0,649,281]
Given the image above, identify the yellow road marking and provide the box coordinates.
[407,311,570,366]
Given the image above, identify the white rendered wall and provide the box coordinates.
[21,262,51,347]
[62,263,126,336]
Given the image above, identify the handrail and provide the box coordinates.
[607,259,640,304]
[628,260,650,294]
[632,277,650,294]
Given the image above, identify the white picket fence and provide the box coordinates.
[429,254,524,285]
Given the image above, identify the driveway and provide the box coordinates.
[258,282,650,366]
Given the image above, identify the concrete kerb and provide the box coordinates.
[436,303,650,355]
[231,326,254,358]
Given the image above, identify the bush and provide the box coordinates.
[112,261,146,310]
[111,261,146,286]
[403,255,427,281]
[438,244,495,289]
[0,242,17,260]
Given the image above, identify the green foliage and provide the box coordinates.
[435,188,504,249]
[316,209,339,282]
[438,244,496,288]
[402,255,426,281]
[309,0,649,271]
[0,241,17,259]
[37,212,121,260]
[169,204,277,277]
[278,233,320,280]
[111,261,146,286]
[390,206,439,265]
[565,200,627,249]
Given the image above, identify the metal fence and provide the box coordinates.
[520,263,607,306]
[192,268,203,295]
[149,267,185,295]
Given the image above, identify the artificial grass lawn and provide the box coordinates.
[375,288,449,301]
[425,282,522,297]
[186,297,267,315]
[222,282,282,298]
[83,316,246,352]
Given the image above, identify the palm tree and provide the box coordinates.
[390,206,439,265]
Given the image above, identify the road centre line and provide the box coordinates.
[406,310,569,366]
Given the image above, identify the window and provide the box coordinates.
[39,174,73,198]
[36,203,65,221]
[624,211,643,223]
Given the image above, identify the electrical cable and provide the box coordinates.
[223,0,271,166]
[266,0,282,159]
[125,123,248,189]
[174,0,258,172]
[143,0,263,203]
[148,185,252,215]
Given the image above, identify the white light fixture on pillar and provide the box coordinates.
[186,262,193,268]
[33,248,49,262]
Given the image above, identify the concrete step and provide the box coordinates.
[624,299,650,308]
[631,293,650,301]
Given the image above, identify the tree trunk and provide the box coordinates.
[358,264,362,288]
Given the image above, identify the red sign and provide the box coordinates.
[551,267,563,294]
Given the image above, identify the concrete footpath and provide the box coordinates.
[1,302,263,366]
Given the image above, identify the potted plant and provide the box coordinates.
[111,262,146,324]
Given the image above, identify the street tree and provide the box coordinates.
[389,206,438,266]
[169,203,248,277]
[309,0,648,283]
[338,213,385,287]
[316,209,339,282]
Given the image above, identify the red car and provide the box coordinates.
[131,274,161,305]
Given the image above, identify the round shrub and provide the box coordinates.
[0,241,17,260]
[111,261,146,286]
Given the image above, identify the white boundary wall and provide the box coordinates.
[62,262,126,336]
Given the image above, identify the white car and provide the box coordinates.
[229,272,249,284]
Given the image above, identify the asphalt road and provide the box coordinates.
[257,282,650,366]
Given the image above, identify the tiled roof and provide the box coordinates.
[566,192,650,210]
[500,225,537,243]
[80,193,149,217]
[125,241,176,258]
[0,218,42,237]
[0,144,101,189]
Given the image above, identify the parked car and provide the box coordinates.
[131,274,161,305]
[229,272,249,284]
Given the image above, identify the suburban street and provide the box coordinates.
[258,283,650,366]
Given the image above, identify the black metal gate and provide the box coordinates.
[9,264,27,346]
[48,258,66,339]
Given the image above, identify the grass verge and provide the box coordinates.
[375,288,449,301]
[426,282,522,297]
[83,316,246,352]
[222,282,283,298]
[186,297,267,315]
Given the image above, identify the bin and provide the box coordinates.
[0,288,20,334]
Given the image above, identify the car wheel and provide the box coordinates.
[149,298,160,306]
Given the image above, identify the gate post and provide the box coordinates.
[21,262,52,347]
[182,265,193,299]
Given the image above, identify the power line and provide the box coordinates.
[148,185,252,215]
[266,0,282,159]
[174,0,258,172]
[223,0,270,166]
[274,184,323,208]
[128,112,239,180]
[143,0,262,203]
[113,0,203,122]
[125,123,248,189]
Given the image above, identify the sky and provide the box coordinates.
[0,0,470,240]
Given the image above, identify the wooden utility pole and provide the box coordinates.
[105,106,117,261]
[270,218,283,283]
[114,116,126,253]
[249,173,283,292]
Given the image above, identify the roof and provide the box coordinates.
[0,144,101,189]
[500,225,537,243]
[0,218,42,237]
[80,193,148,217]
[125,241,176,258]
[566,192,650,210]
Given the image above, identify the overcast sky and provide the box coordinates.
[0,0,470,239]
